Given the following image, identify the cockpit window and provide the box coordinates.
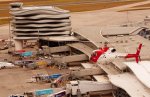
[91,51,97,56]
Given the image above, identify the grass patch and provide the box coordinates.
[0,0,146,25]
[119,7,150,12]
[0,17,10,25]
[132,2,150,8]
[0,0,99,8]
[59,0,145,12]
[118,0,150,12]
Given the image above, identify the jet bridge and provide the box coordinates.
[67,43,94,57]
[74,26,107,48]
[53,54,88,63]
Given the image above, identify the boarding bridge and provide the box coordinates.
[70,68,103,79]
[97,63,121,75]
[81,62,97,69]
[93,75,110,83]
[67,80,113,96]
[42,45,70,54]
[70,63,104,77]
[67,43,94,57]
[53,54,88,63]
[74,27,107,48]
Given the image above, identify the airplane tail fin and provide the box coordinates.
[136,43,142,56]
[125,44,142,63]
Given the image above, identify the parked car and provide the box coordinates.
[14,58,54,69]
[14,60,34,67]
[9,94,25,97]
[25,62,38,69]
[0,62,15,69]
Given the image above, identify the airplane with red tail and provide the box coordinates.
[90,43,142,64]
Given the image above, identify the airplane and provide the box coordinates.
[90,43,142,64]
